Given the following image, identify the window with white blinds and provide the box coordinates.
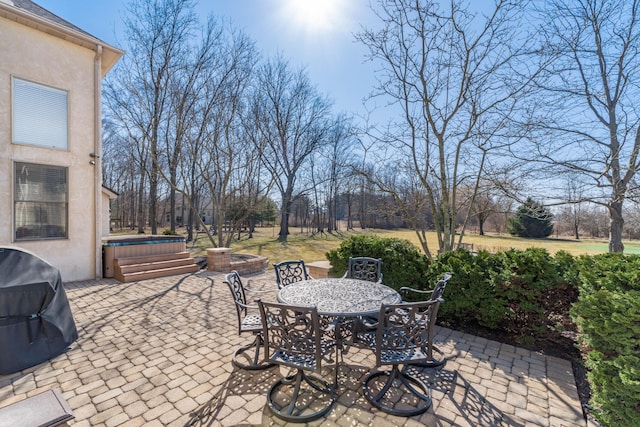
[12,78,68,150]
[14,162,68,240]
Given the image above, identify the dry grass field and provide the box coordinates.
[176,226,640,263]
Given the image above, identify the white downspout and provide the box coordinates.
[94,45,103,279]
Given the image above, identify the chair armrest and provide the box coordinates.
[359,315,378,329]
[323,317,339,333]
[239,302,259,310]
[238,300,259,310]
[399,287,434,300]
[245,280,277,294]
[247,289,276,295]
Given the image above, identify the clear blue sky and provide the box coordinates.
[36,0,379,116]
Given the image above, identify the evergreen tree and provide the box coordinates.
[508,198,554,238]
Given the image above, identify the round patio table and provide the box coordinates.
[277,278,401,317]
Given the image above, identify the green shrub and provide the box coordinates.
[162,229,176,235]
[325,234,430,290]
[328,236,582,353]
[553,250,581,290]
[571,254,640,427]
[493,248,559,337]
[430,247,578,338]
[429,249,507,328]
[329,238,640,426]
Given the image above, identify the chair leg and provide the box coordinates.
[232,333,274,370]
[267,369,336,422]
[410,345,446,368]
[348,317,377,351]
[363,365,432,416]
[332,335,343,388]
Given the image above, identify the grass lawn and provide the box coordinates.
[178,226,640,263]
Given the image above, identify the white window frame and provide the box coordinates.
[12,77,68,150]
[14,162,69,241]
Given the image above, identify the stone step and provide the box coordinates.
[116,256,195,275]
[115,251,192,266]
[114,264,200,283]
[113,251,199,282]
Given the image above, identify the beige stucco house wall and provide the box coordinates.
[0,0,122,281]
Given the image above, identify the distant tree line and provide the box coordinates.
[102,0,640,257]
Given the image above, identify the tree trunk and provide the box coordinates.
[149,161,158,235]
[248,217,254,239]
[358,181,364,229]
[279,210,290,240]
[346,193,353,230]
[609,201,625,253]
[130,178,136,230]
[136,171,145,234]
[279,194,292,241]
[170,183,176,232]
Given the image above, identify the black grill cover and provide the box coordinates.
[0,247,78,374]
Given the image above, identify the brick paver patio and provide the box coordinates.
[0,270,586,426]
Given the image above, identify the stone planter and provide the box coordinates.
[206,248,268,274]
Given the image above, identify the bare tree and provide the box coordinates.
[564,175,588,239]
[105,0,197,234]
[183,23,262,248]
[490,194,513,235]
[160,16,224,234]
[106,1,264,246]
[356,0,537,257]
[621,203,640,239]
[102,119,139,231]
[467,182,497,236]
[520,0,640,252]
[249,57,333,241]
[352,134,378,230]
[325,115,355,232]
[307,114,355,234]
[581,204,610,238]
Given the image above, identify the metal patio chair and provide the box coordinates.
[223,271,274,370]
[257,300,336,422]
[397,272,452,367]
[362,299,443,416]
[340,257,384,350]
[273,260,313,290]
[342,257,383,283]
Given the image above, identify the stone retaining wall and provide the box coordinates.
[206,248,268,274]
[307,260,334,278]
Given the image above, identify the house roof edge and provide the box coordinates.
[0,0,123,75]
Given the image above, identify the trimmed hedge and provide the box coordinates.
[326,235,640,426]
[571,254,640,427]
[325,234,430,289]
[429,249,507,328]
[326,235,577,335]
[431,247,578,340]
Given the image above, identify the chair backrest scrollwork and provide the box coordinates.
[273,260,311,289]
[257,300,322,371]
[345,257,383,283]
[375,299,442,366]
[224,271,248,333]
